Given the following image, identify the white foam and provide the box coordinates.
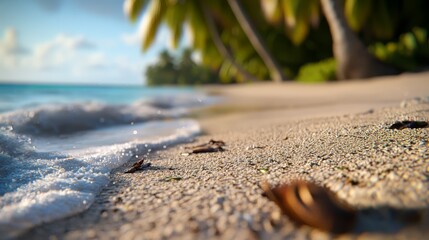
[0,101,187,136]
[0,119,200,238]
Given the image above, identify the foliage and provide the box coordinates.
[145,49,222,85]
[261,0,320,45]
[296,58,336,83]
[125,0,429,83]
[369,28,429,71]
[123,0,147,22]
[346,0,429,41]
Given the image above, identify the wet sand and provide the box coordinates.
[20,72,429,239]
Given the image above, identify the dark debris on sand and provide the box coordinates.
[124,159,151,173]
[182,139,226,155]
[388,120,428,130]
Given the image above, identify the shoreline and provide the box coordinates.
[19,72,429,239]
[196,71,429,134]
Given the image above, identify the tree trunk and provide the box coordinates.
[320,0,398,80]
[200,3,259,82]
[227,0,287,82]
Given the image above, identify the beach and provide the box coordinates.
[19,72,429,239]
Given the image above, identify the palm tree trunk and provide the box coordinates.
[320,0,397,80]
[227,0,287,82]
[200,3,259,82]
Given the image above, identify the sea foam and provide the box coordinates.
[0,95,205,238]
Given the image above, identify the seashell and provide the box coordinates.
[262,180,356,233]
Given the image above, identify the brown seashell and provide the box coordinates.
[262,180,356,233]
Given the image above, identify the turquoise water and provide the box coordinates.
[0,83,195,113]
[0,83,211,237]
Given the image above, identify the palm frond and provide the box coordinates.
[124,0,149,22]
[261,0,282,25]
[140,0,166,51]
[165,2,187,48]
[344,0,372,31]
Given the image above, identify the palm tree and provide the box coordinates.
[260,0,321,46]
[124,0,259,82]
[320,0,397,79]
[198,2,259,82]
[127,0,410,82]
[227,0,287,82]
[260,0,399,80]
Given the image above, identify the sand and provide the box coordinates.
[19,72,429,239]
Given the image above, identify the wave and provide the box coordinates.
[0,95,207,238]
[0,94,210,136]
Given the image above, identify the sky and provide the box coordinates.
[0,0,188,85]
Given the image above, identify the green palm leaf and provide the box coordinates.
[187,2,208,50]
[281,0,318,45]
[282,0,300,28]
[141,0,166,51]
[344,0,372,31]
[164,2,187,48]
[308,0,320,27]
[287,19,309,45]
[124,0,149,22]
[219,60,234,83]
[261,0,282,25]
[201,41,222,68]
[369,0,394,39]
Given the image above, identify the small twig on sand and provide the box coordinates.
[182,139,226,155]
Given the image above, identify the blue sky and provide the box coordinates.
[0,0,187,85]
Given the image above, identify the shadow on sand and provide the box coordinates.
[353,206,428,234]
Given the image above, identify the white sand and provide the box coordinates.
[19,72,429,240]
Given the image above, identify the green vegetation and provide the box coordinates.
[370,28,429,71]
[146,49,219,85]
[125,0,429,84]
[296,58,336,83]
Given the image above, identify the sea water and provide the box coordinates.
[0,84,212,237]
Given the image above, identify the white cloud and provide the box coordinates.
[121,31,140,46]
[33,34,96,69]
[0,28,29,68]
[36,34,95,53]
[115,56,142,72]
[0,28,144,85]
[84,52,110,69]
[0,30,100,76]
[0,28,28,55]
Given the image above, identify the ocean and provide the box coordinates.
[0,83,213,237]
